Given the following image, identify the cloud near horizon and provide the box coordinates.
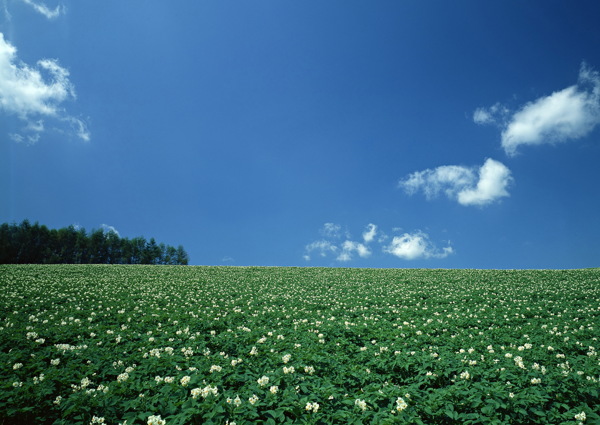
[475,63,600,156]
[383,231,453,260]
[100,224,120,237]
[0,32,89,143]
[399,158,512,207]
[304,223,452,262]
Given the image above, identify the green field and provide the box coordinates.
[1,265,599,425]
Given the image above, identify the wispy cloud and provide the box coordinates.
[320,222,343,239]
[473,102,509,125]
[383,231,453,260]
[303,239,338,261]
[362,223,377,243]
[101,224,120,236]
[304,223,451,262]
[20,0,64,19]
[476,63,600,156]
[399,158,512,207]
[337,240,371,262]
[0,33,89,142]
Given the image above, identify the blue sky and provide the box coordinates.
[2,1,600,268]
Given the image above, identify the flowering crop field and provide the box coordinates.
[1,265,599,425]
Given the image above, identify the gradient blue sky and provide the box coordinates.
[2,1,600,268]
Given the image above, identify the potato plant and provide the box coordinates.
[1,265,599,424]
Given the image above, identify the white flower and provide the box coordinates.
[283,366,295,374]
[257,375,269,387]
[53,396,62,405]
[355,399,367,411]
[209,365,222,373]
[282,354,291,364]
[13,363,23,370]
[234,395,242,406]
[50,358,60,366]
[269,385,279,394]
[90,417,105,424]
[180,376,191,387]
[304,366,315,375]
[460,371,470,380]
[305,402,320,413]
[249,394,259,405]
[530,378,541,384]
[396,397,408,412]
[117,372,129,383]
[193,385,218,399]
[147,415,166,425]
[249,346,258,356]
[575,412,586,422]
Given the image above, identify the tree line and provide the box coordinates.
[0,220,189,265]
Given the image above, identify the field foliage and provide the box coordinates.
[1,265,599,424]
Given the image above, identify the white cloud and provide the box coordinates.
[399,158,512,207]
[0,32,89,142]
[304,223,450,262]
[400,164,475,200]
[383,231,453,260]
[20,0,64,19]
[476,63,600,156]
[2,0,11,21]
[101,224,120,237]
[362,223,377,243]
[456,159,512,206]
[473,108,493,125]
[320,222,343,239]
[473,102,509,125]
[303,240,337,261]
[337,240,371,262]
[0,34,73,117]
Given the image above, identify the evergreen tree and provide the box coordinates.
[0,221,189,265]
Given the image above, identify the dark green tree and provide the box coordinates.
[0,221,189,265]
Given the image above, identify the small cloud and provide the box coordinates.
[303,240,338,261]
[383,231,453,260]
[222,256,235,263]
[20,0,64,19]
[320,222,343,239]
[0,32,90,142]
[473,102,509,125]
[400,164,475,200]
[456,158,512,206]
[337,240,371,262]
[362,223,377,243]
[399,158,512,207]
[101,224,119,237]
